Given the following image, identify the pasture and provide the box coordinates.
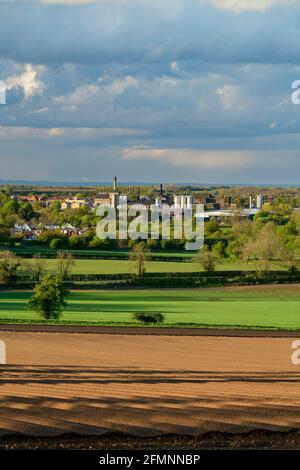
[22,258,286,275]
[0,285,299,330]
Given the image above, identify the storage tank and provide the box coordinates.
[187,196,193,209]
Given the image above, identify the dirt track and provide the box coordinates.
[0,331,300,439]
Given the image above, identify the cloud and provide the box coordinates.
[5,64,45,99]
[208,0,299,12]
[27,107,49,115]
[6,0,297,8]
[54,75,138,110]
[0,125,147,140]
[1,1,300,66]
[0,1,300,183]
[121,146,252,169]
[216,84,248,112]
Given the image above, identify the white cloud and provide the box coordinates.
[55,75,138,109]
[48,128,64,136]
[170,61,180,73]
[269,121,277,129]
[216,84,247,112]
[106,76,139,96]
[27,107,49,115]
[5,64,45,99]
[121,147,251,169]
[0,126,147,140]
[208,0,298,12]
[9,0,291,7]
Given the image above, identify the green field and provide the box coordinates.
[0,286,300,330]
[1,245,192,260]
[22,258,285,275]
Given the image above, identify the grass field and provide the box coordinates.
[22,258,286,275]
[1,245,192,259]
[0,286,300,330]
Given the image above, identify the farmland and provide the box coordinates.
[1,285,300,330]
[21,258,286,275]
[0,332,298,439]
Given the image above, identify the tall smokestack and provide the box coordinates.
[113,176,117,191]
[160,184,163,197]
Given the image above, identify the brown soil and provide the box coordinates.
[1,431,300,450]
[0,324,299,336]
[0,332,299,441]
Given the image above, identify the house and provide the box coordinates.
[10,223,41,240]
[61,223,81,236]
[93,192,119,209]
[44,224,60,231]
[61,197,89,210]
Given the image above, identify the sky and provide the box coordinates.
[1,0,300,184]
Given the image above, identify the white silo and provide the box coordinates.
[174,195,181,209]
[187,196,193,209]
[257,194,264,209]
[180,195,187,209]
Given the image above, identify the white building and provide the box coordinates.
[174,195,194,209]
[256,194,264,209]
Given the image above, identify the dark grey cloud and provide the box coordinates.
[0,0,300,65]
[1,0,300,183]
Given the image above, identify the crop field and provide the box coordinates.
[22,258,286,274]
[0,285,300,329]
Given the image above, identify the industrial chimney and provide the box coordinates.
[113,176,117,191]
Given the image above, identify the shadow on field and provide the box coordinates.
[0,366,300,437]
[1,366,300,385]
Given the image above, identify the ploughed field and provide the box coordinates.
[0,332,299,437]
[1,285,300,330]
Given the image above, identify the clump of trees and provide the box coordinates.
[242,223,285,277]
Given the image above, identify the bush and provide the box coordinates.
[88,236,104,249]
[194,246,218,273]
[50,238,64,249]
[68,234,86,249]
[132,312,165,324]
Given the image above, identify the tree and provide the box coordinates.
[194,246,218,274]
[205,219,219,235]
[227,220,253,260]
[50,238,64,250]
[212,241,227,258]
[30,254,47,282]
[242,223,285,277]
[68,234,85,249]
[56,251,75,280]
[18,202,35,221]
[28,274,67,320]
[129,242,151,276]
[282,246,298,273]
[0,251,21,284]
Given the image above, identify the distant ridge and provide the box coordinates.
[0,179,300,188]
